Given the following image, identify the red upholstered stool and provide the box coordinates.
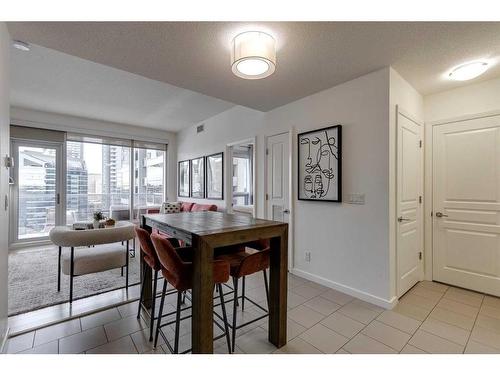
[215,239,270,352]
[151,233,232,353]
[135,227,182,341]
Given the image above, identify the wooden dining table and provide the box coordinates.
[140,211,288,353]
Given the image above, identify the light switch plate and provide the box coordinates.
[348,193,365,205]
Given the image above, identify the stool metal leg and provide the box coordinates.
[241,276,246,311]
[231,277,238,352]
[263,269,270,308]
[218,284,232,354]
[149,269,158,341]
[154,281,168,349]
[137,263,147,319]
[174,291,182,354]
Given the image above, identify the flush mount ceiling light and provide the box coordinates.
[231,31,276,80]
[449,61,489,81]
[12,40,31,52]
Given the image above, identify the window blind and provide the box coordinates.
[10,125,65,143]
[66,133,132,147]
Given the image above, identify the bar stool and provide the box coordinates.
[134,227,180,341]
[215,240,270,352]
[151,233,232,354]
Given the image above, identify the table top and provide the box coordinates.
[143,211,286,236]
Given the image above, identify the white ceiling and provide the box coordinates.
[10,43,234,132]
[8,22,500,113]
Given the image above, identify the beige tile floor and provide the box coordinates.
[4,273,500,354]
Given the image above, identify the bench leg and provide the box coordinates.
[57,246,61,292]
[125,241,129,289]
[70,247,74,304]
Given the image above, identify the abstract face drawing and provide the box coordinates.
[300,129,338,199]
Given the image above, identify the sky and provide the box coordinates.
[83,143,102,174]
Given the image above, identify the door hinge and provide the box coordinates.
[431,211,433,217]
[266,148,269,155]
[265,193,269,201]
[419,196,422,204]
[419,252,422,260]
[419,140,423,148]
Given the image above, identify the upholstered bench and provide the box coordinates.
[49,221,135,303]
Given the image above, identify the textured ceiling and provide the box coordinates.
[10,44,234,132]
[7,22,500,111]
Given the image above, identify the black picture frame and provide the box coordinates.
[297,124,342,202]
[190,156,205,198]
[178,160,190,197]
[206,152,224,200]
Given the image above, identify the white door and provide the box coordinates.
[266,131,292,269]
[266,132,290,223]
[433,114,500,296]
[396,111,424,297]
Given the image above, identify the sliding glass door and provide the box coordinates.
[65,140,165,224]
[132,147,165,220]
[10,140,63,243]
[66,141,131,223]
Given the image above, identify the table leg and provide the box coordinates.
[140,216,153,309]
[268,226,288,347]
[191,236,214,353]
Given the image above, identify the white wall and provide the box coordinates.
[388,68,424,298]
[424,76,500,123]
[176,106,265,213]
[10,107,178,202]
[177,68,396,306]
[0,23,10,349]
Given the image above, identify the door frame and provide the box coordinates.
[424,109,500,281]
[395,105,424,297]
[9,138,65,248]
[264,130,294,271]
[225,137,257,217]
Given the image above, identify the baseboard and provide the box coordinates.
[0,318,9,354]
[291,268,398,309]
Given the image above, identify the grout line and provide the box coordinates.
[129,334,140,354]
[462,294,485,353]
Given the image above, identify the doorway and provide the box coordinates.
[432,113,500,296]
[226,138,256,217]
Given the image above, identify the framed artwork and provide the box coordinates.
[190,156,205,198]
[298,125,342,202]
[206,152,224,200]
[178,160,190,197]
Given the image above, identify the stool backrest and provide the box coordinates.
[151,233,191,289]
[134,227,159,263]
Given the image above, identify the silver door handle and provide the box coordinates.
[435,212,448,218]
[397,216,411,222]
[283,209,290,214]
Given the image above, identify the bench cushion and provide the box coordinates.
[50,221,135,248]
[62,244,126,276]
